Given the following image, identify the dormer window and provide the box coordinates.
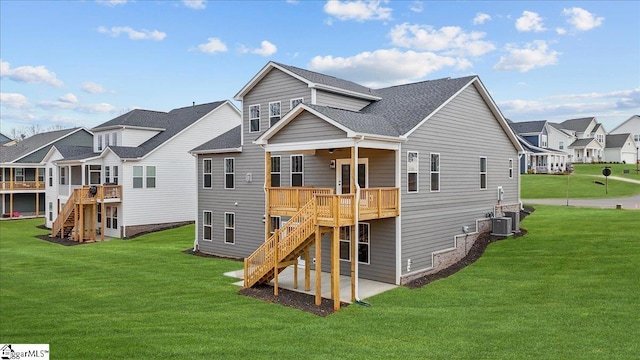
[269,101,281,127]
[290,98,303,110]
[97,135,103,151]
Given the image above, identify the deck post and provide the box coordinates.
[332,226,341,311]
[265,151,271,242]
[350,146,357,301]
[315,226,322,306]
[9,168,13,218]
[304,246,311,291]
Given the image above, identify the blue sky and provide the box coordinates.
[1,0,638,135]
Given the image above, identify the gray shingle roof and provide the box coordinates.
[0,127,83,163]
[305,104,398,136]
[53,146,96,160]
[508,120,547,134]
[0,133,11,145]
[605,133,632,148]
[560,117,594,132]
[569,138,597,148]
[191,125,241,152]
[92,109,168,130]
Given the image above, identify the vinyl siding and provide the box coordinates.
[400,84,520,275]
[20,130,93,163]
[120,128,162,148]
[269,112,347,144]
[315,90,372,111]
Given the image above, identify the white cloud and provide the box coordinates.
[323,0,392,22]
[82,82,111,94]
[0,93,30,109]
[241,41,278,57]
[309,48,462,87]
[473,12,491,25]
[197,38,228,54]
[0,60,64,87]
[59,93,78,104]
[493,40,559,72]
[515,11,546,32]
[389,23,495,57]
[96,0,128,6]
[98,26,166,41]
[38,99,118,114]
[550,89,640,109]
[183,0,206,9]
[409,1,423,13]
[556,27,567,35]
[562,7,603,32]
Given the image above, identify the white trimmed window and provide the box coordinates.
[269,101,281,127]
[430,153,440,192]
[49,202,53,221]
[133,166,143,188]
[271,156,281,187]
[338,223,370,264]
[270,216,281,236]
[111,132,117,146]
[224,158,234,189]
[290,97,303,110]
[509,159,514,179]
[37,168,44,183]
[59,167,67,185]
[203,159,212,188]
[541,135,548,147]
[249,104,260,133]
[89,165,101,185]
[339,226,351,261]
[105,134,110,148]
[480,157,487,189]
[225,212,235,244]
[203,211,212,241]
[15,168,24,182]
[290,155,303,187]
[97,135,103,151]
[146,166,156,188]
[106,206,118,229]
[407,152,418,193]
[48,168,53,187]
[112,166,119,185]
[105,166,111,184]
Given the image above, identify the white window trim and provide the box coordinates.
[112,132,118,146]
[338,223,370,264]
[269,101,281,128]
[508,158,514,179]
[249,104,260,133]
[146,165,156,188]
[270,155,281,188]
[97,135,103,151]
[480,156,487,190]
[203,210,213,241]
[430,152,440,193]
[290,97,303,110]
[224,212,235,244]
[224,158,235,189]
[270,216,281,236]
[290,154,304,187]
[339,226,351,262]
[105,166,111,184]
[203,158,212,189]
[407,151,419,193]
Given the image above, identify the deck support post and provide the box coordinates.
[315,226,322,306]
[9,168,13,218]
[350,146,356,301]
[331,226,340,311]
[265,151,271,242]
[304,246,311,291]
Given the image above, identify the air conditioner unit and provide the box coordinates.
[504,211,520,233]
[491,217,513,237]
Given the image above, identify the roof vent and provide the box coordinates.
[192,101,195,107]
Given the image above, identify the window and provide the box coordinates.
[407,152,418,193]
[59,167,67,185]
[97,135,103,151]
[559,141,564,150]
[509,159,514,179]
[89,165,101,185]
[146,166,156,188]
[111,132,117,146]
[480,157,487,189]
[338,223,370,264]
[104,134,110,148]
[290,155,303,186]
[15,168,24,182]
[106,206,118,229]
[203,159,212,188]
[37,168,44,183]
[105,166,111,184]
[249,104,260,133]
[203,211,212,241]
[270,216,281,236]
[224,212,235,244]
[48,168,53,187]
[113,166,119,185]
[270,156,281,187]
[224,158,234,189]
[634,135,639,142]
[97,205,101,223]
[541,135,548,148]
[290,97,303,109]
[430,153,440,192]
[49,202,53,222]
[133,166,143,188]
[269,101,281,127]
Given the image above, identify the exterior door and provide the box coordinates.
[335,158,368,194]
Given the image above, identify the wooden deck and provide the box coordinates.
[0,181,45,191]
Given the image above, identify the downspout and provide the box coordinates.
[353,135,369,306]
[191,152,199,251]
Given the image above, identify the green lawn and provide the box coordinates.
[521,164,640,199]
[1,211,639,359]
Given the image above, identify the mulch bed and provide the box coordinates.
[34,225,87,246]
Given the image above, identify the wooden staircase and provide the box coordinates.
[51,190,78,239]
[244,197,320,288]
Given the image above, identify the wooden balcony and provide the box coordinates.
[268,187,399,225]
[74,185,123,204]
[0,181,45,191]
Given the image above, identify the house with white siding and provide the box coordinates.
[44,101,240,241]
[192,62,523,309]
[608,115,639,164]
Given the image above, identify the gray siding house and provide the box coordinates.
[192,62,522,308]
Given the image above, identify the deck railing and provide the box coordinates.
[268,187,334,212]
[0,181,45,191]
[359,187,400,219]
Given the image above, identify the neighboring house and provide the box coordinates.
[609,115,640,163]
[44,101,240,241]
[604,134,637,164]
[0,132,13,146]
[192,62,522,308]
[508,120,570,173]
[554,117,607,163]
[0,128,93,218]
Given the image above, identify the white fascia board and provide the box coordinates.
[358,139,402,151]
[93,125,165,132]
[311,83,381,101]
[234,62,311,101]
[263,138,355,153]
[189,147,243,155]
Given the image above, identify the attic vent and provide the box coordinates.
[192,101,195,107]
